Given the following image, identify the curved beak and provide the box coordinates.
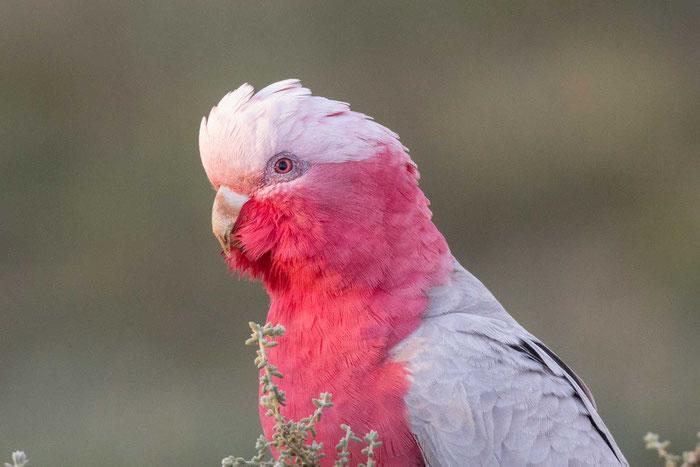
[211,186,250,257]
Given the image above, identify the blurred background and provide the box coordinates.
[1,1,698,465]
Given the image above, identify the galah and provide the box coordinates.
[199,80,628,466]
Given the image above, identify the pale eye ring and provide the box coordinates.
[274,157,293,174]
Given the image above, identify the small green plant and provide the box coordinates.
[221,322,381,466]
[4,451,28,467]
[644,432,700,467]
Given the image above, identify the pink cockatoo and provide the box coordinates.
[199,80,628,466]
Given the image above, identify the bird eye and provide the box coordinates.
[274,157,293,174]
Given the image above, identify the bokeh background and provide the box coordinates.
[1,1,698,465]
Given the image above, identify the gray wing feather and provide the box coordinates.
[522,339,627,464]
[392,259,628,466]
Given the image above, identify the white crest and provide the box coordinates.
[199,79,408,187]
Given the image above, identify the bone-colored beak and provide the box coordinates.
[212,186,250,257]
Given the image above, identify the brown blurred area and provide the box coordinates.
[1,1,698,465]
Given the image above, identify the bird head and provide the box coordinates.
[199,80,447,293]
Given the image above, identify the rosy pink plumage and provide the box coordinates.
[199,80,628,466]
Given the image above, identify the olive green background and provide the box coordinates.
[1,2,698,465]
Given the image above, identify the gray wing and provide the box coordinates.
[391,260,628,466]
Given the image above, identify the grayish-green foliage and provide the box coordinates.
[644,432,700,467]
[3,452,28,467]
[221,323,381,466]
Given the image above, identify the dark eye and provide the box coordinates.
[274,157,293,174]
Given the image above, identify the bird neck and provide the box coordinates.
[257,150,452,463]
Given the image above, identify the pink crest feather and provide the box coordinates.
[199,79,411,191]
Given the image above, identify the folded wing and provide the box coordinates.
[392,260,628,466]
